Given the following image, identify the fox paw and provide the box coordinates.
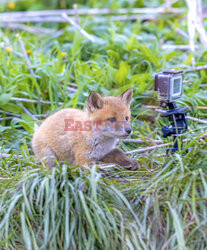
[129,160,139,171]
[121,159,139,171]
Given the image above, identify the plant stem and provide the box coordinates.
[61,13,95,42]
[10,97,64,105]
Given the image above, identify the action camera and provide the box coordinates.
[154,70,183,102]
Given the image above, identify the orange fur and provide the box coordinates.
[32,89,139,170]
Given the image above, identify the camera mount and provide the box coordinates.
[160,101,188,154]
[154,69,188,154]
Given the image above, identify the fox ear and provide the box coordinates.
[119,88,133,106]
[87,91,104,112]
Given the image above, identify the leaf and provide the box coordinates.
[136,43,161,69]
[79,191,100,242]
[11,118,34,134]
[0,93,12,105]
[127,35,139,50]
[115,61,129,85]
[21,113,34,123]
[0,103,22,113]
[184,53,193,65]
[165,51,178,61]
[168,202,187,250]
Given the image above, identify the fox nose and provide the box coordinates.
[125,127,132,135]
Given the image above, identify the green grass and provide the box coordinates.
[1,0,207,249]
[0,164,144,249]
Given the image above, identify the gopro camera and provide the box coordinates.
[154,70,183,102]
[154,69,188,155]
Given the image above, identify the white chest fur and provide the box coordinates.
[86,134,118,161]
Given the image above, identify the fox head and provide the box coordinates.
[86,88,133,139]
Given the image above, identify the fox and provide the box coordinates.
[32,88,139,170]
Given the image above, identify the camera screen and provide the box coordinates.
[173,78,181,95]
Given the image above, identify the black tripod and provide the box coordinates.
[160,101,188,154]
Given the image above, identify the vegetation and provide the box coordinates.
[0,0,207,249]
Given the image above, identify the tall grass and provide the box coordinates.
[1,142,207,249]
[0,164,146,249]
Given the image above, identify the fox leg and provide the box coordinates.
[100,148,139,171]
[75,156,95,167]
[42,148,57,168]
[74,144,96,167]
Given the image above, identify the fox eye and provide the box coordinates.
[108,117,116,122]
[125,116,129,121]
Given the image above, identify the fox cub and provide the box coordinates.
[32,88,139,170]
